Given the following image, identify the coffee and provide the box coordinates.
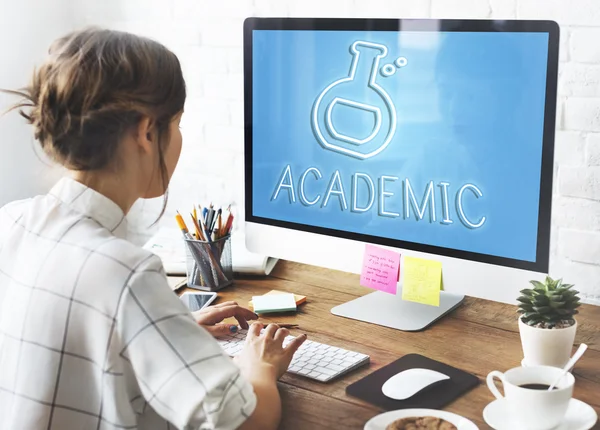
[518,383,555,390]
[487,367,574,429]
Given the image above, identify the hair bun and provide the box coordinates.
[3,27,186,172]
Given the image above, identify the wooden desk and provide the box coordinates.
[171,261,600,429]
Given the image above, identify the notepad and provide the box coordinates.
[402,256,442,307]
[248,290,306,311]
[252,293,297,314]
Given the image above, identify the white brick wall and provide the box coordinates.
[74,0,600,304]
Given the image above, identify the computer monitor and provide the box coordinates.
[243,18,559,330]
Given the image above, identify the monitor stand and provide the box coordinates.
[331,289,465,332]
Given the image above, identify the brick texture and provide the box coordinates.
[74,0,600,302]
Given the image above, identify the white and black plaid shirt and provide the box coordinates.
[0,177,256,430]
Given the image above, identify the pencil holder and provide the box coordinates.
[184,235,233,291]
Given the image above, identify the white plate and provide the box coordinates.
[483,398,598,430]
[364,409,479,430]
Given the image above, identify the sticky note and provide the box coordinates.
[402,256,442,306]
[360,244,400,294]
[248,290,306,311]
[252,293,297,314]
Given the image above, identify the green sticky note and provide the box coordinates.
[402,256,442,307]
[252,293,297,314]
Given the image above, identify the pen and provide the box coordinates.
[198,211,211,242]
[257,323,299,329]
[206,206,215,233]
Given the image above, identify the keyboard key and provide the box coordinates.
[308,371,322,379]
[326,363,345,372]
[332,359,343,365]
[314,366,336,376]
[315,373,330,382]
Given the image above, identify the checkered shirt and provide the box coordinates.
[0,177,256,430]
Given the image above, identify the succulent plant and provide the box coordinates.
[517,276,581,328]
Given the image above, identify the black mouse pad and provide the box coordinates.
[346,354,479,410]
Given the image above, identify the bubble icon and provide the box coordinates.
[380,56,409,78]
[395,57,408,68]
[381,64,396,77]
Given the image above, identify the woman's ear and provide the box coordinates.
[135,116,154,154]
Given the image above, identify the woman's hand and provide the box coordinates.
[234,322,307,380]
[192,301,258,337]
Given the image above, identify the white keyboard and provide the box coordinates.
[217,329,370,382]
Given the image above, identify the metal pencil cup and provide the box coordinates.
[184,235,233,291]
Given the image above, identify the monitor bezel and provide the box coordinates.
[243,18,559,273]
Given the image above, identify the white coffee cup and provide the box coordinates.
[486,365,574,430]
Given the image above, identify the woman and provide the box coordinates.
[0,28,305,430]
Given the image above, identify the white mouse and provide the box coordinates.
[382,368,450,400]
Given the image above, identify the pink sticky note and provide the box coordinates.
[360,244,400,294]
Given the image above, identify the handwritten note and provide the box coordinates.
[360,244,400,294]
[402,256,442,306]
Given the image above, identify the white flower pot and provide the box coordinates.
[518,317,577,368]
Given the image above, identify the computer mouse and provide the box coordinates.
[382,368,450,400]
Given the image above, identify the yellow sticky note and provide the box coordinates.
[402,256,442,307]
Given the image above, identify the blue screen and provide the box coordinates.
[251,30,549,262]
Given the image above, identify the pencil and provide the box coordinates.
[225,213,234,235]
[221,209,230,237]
[216,210,223,238]
[190,212,205,241]
[175,211,193,239]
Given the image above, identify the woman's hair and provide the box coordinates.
[3,27,186,214]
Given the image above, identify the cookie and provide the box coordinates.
[385,416,457,430]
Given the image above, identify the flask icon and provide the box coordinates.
[312,41,397,160]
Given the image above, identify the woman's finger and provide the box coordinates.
[211,301,238,308]
[274,328,289,345]
[202,324,239,338]
[284,334,307,359]
[247,322,263,339]
[263,323,279,339]
[235,315,250,330]
[199,305,258,326]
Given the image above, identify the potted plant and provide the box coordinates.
[517,276,581,368]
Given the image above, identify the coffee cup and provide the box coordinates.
[486,365,574,430]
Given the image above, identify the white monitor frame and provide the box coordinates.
[244,18,559,323]
[247,222,543,305]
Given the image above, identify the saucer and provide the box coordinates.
[483,398,597,430]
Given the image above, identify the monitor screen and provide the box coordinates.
[245,20,557,272]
